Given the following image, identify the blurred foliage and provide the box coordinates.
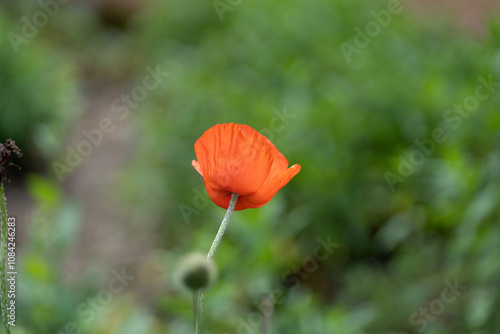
[15,175,82,333]
[2,0,500,333]
[0,11,79,166]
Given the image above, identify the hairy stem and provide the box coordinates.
[195,289,204,334]
[195,193,239,333]
[0,184,11,334]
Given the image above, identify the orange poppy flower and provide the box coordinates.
[192,123,301,211]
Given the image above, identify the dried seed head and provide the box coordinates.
[0,139,22,182]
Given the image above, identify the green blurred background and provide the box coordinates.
[1,0,500,333]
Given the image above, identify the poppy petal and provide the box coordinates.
[267,148,289,180]
[194,123,274,196]
[192,123,301,210]
[204,183,231,209]
[192,160,202,176]
[204,183,251,211]
[243,164,301,207]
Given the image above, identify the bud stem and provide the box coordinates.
[195,192,239,334]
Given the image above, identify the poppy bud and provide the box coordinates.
[177,253,216,291]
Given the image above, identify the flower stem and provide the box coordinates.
[195,193,239,334]
[0,184,11,334]
[206,193,239,263]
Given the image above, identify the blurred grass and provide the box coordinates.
[1,0,500,333]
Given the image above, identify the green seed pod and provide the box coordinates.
[177,253,216,291]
